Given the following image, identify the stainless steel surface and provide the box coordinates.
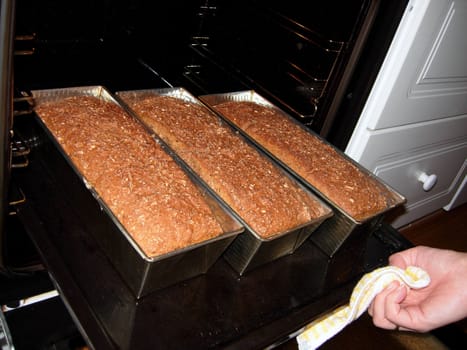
[200,90,406,257]
[32,85,115,106]
[117,87,333,275]
[31,86,244,297]
[0,308,14,350]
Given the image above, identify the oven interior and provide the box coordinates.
[6,0,409,269]
[8,0,410,183]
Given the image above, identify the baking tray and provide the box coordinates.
[199,90,406,258]
[116,87,333,275]
[31,86,244,297]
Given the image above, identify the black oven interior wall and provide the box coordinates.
[13,0,403,127]
[4,0,407,272]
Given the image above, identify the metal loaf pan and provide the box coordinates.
[199,90,406,259]
[116,87,333,275]
[31,86,244,298]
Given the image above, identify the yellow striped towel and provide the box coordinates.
[296,265,431,349]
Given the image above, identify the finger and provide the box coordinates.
[385,286,428,332]
[370,282,400,329]
[384,285,413,328]
[368,302,374,317]
[385,294,420,331]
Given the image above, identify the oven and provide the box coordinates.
[0,1,414,349]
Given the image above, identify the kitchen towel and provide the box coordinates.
[296,265,431,349]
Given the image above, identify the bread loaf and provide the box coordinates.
[121,94,327,238]
[211,101,398,221]
[35,96,224,257]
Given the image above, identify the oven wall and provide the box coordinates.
[13,0,407,141]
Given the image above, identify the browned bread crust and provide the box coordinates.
[123,95,327,238]
[35,96,224,257]
[213,101,398,221]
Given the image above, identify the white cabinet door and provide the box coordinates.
[354,0,467,131]
[346,0,467,227]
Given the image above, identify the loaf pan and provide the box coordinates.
[199,90,406,258]
[116,87,333,275]
[31,86,244,297]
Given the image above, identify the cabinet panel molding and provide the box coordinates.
[347,113,467,168]
[413,0,467,93]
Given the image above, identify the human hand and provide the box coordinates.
[368,245,467,332]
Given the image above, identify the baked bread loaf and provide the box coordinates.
[35,96,224,257]
[211,101,399,221]
[120,94,327,238]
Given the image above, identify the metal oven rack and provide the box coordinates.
[184,1,346,126]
